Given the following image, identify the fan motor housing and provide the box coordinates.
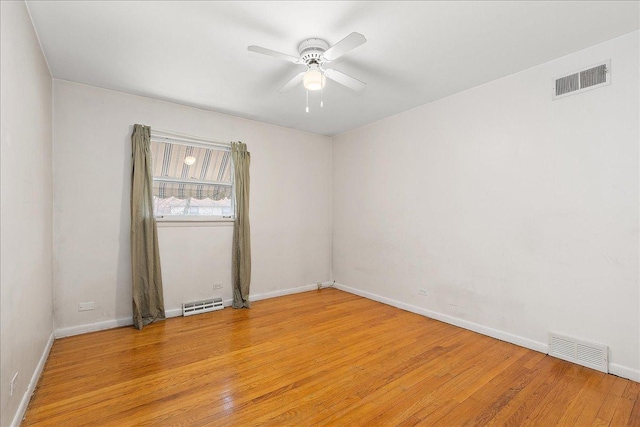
[298,38,329,64]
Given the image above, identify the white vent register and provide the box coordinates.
[183,297,224,316]
[553,60,610,100]
[548,332,608,373]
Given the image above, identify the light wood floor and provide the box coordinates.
[24,288,639,426]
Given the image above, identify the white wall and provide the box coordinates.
[0,2,54,425]
[52,80,332,333]
[332,32,639,379]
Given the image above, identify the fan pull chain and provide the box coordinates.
[306,89,309,113]
[321,86,324,108]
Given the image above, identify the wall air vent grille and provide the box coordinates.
[548,332,608,373]
[580,64,607,90]
[553,60,610,100]
[555,73,579,97]
[182,297,224,316]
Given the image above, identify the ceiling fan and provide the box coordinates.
[248,32,367,110]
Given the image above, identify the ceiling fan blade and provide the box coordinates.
[247,45,302,64]
[278,72,305,93]
[324,69,366,92]
[322,32,367,61]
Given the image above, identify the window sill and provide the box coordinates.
[156,217,234,227]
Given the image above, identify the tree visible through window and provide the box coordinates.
[150,134,234,219]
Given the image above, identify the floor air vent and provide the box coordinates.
[548,332,608,373]
[183,297,224,316]
[553,60,610,100]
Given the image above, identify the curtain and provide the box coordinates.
[131,124,166,329]
[231,141,251,308]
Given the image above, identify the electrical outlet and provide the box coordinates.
[78,301,95,311]
[10,372,18,396]
[213,283,223,290]
[418,288,428,296]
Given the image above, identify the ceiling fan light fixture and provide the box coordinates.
[303,68,325,91]
[248,32,367,102]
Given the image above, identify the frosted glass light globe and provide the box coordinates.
[303,69,326,91]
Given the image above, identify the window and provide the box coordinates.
[150,131,234,220]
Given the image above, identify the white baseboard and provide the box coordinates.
[12,332,54,427]
[248,283,319,302]
[54,316,134,338]
[54,304,222,338]
[335,283,640,382]
[53,285,316,339]
[164,308,184,318]
[334,283,549,354]
[610,364,640,382]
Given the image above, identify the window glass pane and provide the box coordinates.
[150,141,232,184]
[153,194,233,217]
[150,138,234,218]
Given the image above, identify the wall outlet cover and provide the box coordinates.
[78,301,95,311]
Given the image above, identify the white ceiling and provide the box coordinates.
[26,1,639,136]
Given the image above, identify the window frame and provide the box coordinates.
[150,130,235,223]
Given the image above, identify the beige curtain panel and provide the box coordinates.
[231,141,252,308]
[131,124,166,329]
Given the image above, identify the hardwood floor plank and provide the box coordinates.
[627,396,640,427]
[462,351,545,425]
[550,368,606,426]
[228,326,471,426]
[595,393,622,424]
[483,356,558,426]
[572,388,610,424]
[622,380,640,401]
[609,398,634,427]
[611,376,631,397]
[518,364,593,426]
[312,336,498,425]
[22,289,639,426]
